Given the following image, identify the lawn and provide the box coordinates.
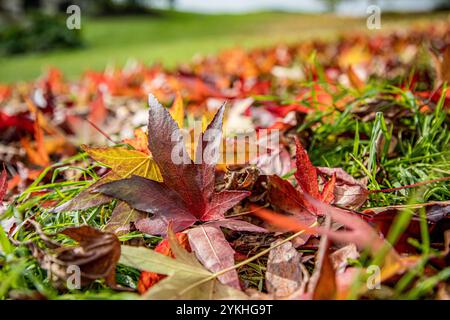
[1,10,449,83]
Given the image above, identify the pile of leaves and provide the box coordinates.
[0,22,449,300]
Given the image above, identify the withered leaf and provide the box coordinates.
[53,172,118,213]
[104,202,146,236]
[362,201,450,253]
[330,244,359,274]
[317,167,368,209]
[32,225,120,288]
[265,240,303,297]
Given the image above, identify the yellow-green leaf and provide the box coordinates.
[82,145,162,181]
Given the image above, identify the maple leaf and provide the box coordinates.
[252,200,421,299]
[120,227,247,299]
[93,95,266,288]
[81,145,162,181]
[253,194,404,267]
[259,139,352,244]
[362,201,450,253]
[294,138,336,204]
[123,128,150,154]
[265,175,317,245]
[96,94,250,234]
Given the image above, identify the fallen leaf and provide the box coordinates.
[82,145,162,181]
[53,172,118,212]
[123,128,150,154]
[294,138,320,199]
[308,216,337,300]
[317,167,368,209]
[330,244,359,273]
[96,94,250,234]
[362,202,450,253]
[104,202,146,236]
[187,225,240,289]
[20,111,50,167]
[431,44,450,87]
[265,240,303,297]
[31,224,120,287]
[292,139,339,209]
[265,175,317,244]
[311,241,337,300]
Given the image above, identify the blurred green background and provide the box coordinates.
[0,0,449,83]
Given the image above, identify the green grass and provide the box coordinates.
[1,10,449,83]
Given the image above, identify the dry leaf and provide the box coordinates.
[265,240,303,297]
[31,224,120,288]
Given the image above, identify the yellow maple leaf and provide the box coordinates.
[82,145,162,181]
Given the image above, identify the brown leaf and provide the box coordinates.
[317,167,368,209]
[31,225,121,288]
[104,202,146,236]
[265,240,303,297]
[431,44,450,87]
[330,244,359,274]
[53,172,117,213]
